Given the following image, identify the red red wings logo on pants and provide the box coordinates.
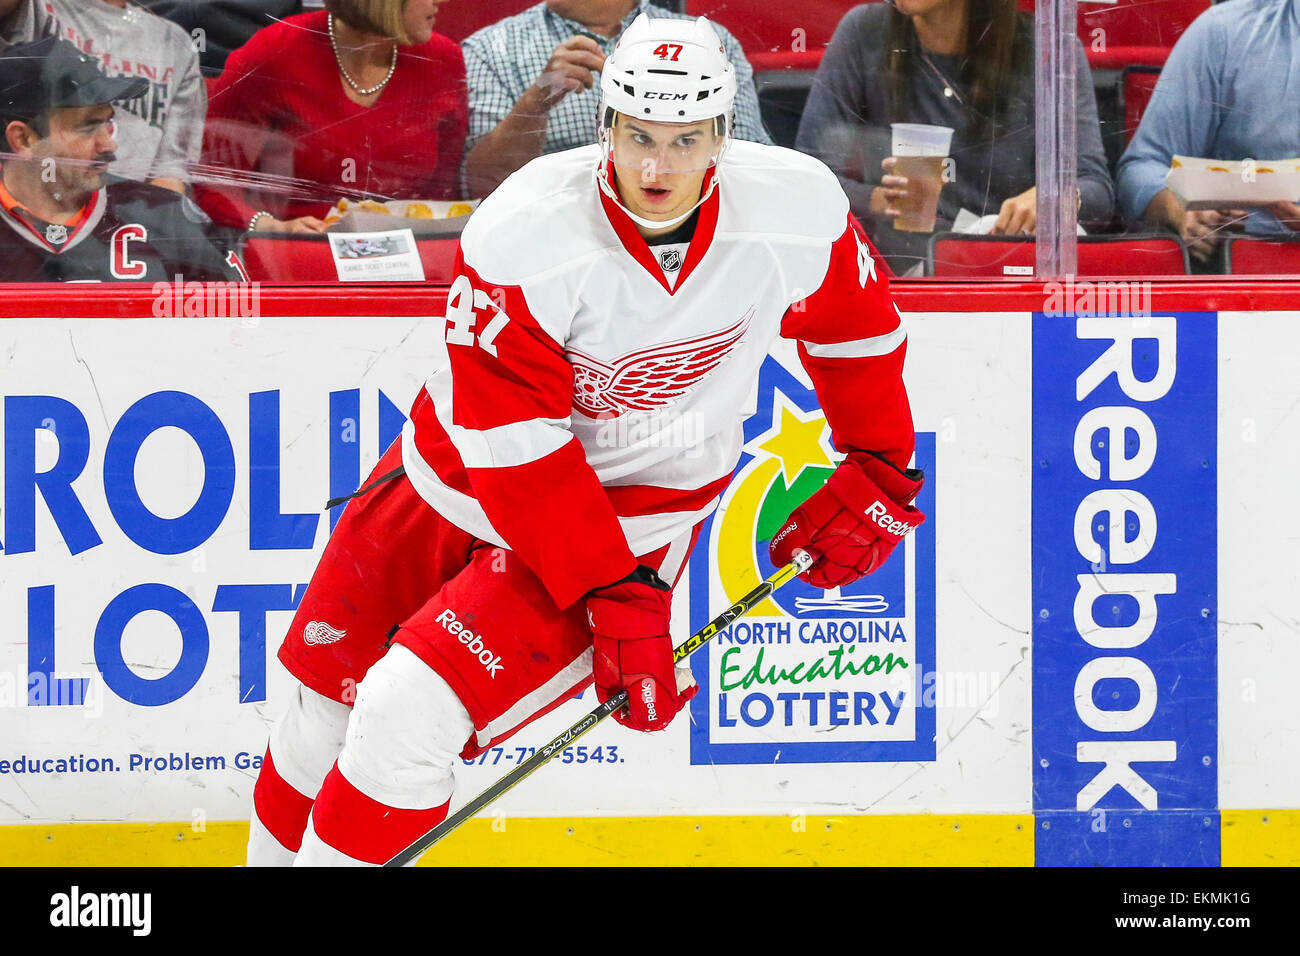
[567,307,755,418]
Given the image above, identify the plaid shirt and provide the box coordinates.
[462,0,773,160]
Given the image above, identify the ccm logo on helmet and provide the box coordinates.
[645,91,688,100]
[436,608,504,677]
[866,501,917,537]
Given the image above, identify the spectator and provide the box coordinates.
[0,37,246,281]
[461,0,772,198]
[195,0,467,235]
[0,0,206,194]
[796,0,1114,275]
[137,0,303,74]
[1116,0,1300,267]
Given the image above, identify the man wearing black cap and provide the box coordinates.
[0,0,206,193]
[0,37,245,282]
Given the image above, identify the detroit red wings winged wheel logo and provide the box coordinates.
[568,307,755,418]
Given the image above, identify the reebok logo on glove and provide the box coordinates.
[866,500,918,537]
[586,569,694,733]
[641,678,658,723]
[770,524,798,549]
[769,452,926,590]
[436,608,504,678]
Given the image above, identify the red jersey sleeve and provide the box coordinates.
[781,214,916,470]
[442,250,638,608]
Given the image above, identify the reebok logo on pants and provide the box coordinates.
[436,608,504,678]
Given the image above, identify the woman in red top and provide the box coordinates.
[196,0,467,234]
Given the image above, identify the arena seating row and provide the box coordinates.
[430,0,1203,214]
[682,0,1211,70]
[240,232,1300,282]
[924,234,1300,277]
[245,0,1257,282]
[927,234,1300,277]
[427,0,1209,72]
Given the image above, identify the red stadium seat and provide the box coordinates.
[683,0,1206,67]
[1020,0,1207,68]
[429,0,537,42]
[1224,237,1300,275]
[746,50,826,73]
[929,233,1035,278]
[685,0,856,56]
[1076,0,1208,54]
[1119,65,1162,145]
[242,235,460,283]
[927,233,1189,277]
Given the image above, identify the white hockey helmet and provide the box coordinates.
[596,14,737,229]
[598,13,737,129]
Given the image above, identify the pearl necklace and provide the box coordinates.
[329,14,397,97]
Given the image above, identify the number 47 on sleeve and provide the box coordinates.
[444,275,510,356]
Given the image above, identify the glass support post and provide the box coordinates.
[1036,0,1079,277]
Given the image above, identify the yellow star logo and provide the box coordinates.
[755,399,834,486]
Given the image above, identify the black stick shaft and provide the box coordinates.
[384,553,811,867]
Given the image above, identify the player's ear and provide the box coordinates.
[5,119,39,155]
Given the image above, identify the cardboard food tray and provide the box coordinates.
[327,210,471,237]
[1166,155,1300,209]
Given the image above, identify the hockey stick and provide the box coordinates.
[384,548,814,867]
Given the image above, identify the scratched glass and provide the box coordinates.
[0,2,1264,284]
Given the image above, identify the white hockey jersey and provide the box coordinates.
[401,140,914,608]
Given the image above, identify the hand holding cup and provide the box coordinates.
[888,124,953,233]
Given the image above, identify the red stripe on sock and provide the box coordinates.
[311,762,450,865]
[252,748,314,853]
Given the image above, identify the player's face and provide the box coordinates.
[36,104,118,197]
[400,0,447,44]
[609,117,721,227]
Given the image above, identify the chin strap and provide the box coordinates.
[594,135,728,232]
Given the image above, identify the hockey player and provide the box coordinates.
[0,37,246,282]
[248,13,925,866]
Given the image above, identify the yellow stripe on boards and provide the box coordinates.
[4,812,1296,866]
[419,814,1034,866]
[0,821,248,867]
[0,814,1033,867]
[1220,810,1300,866]
[17,812,1295,866]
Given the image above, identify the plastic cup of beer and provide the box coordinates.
[890,123,953,233]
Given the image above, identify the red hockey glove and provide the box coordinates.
[586,566,697,732]
[769,451,925,589]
